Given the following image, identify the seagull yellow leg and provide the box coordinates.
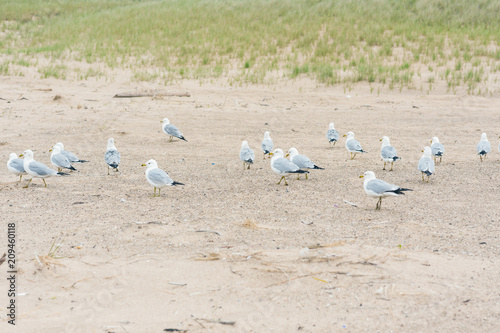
[247,164,251,169]
[284,177,288,186]
[383,162,386,170]
[243,162,245,170]
[43,179,47,188]
[390,162,394,171]
[23,178,32,188]
[421,172,425,182]
[158,188,161,197]
[277,176,284,185]
[333,141,336,147]
[440,156,442,163]
[305,173,308,180]
[19,175,22,182]
[297,174,300,180]
[108,166,110,175]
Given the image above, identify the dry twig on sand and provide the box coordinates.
[113,90,190,98]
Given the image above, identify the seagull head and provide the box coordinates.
[343,131,354,139]
[329,123,335,130]
[264,131,270,139]
[241,140,250,148]
[141,159,158,169]
[286,147,298,158]
[422,146,432,157]
[380,136,390,146]
[20,150,34,159]
[107,138,116,150]
[269,148,283,158]
[55,142,64,150]
[481,132,488,141]
[161,118,170,125]
[359,171,376,181]
[431,137,440,144]
[9,153,18,161]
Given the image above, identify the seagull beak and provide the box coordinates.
[359,175,364,178]
[19,154,24,157]
[49,148,53,152]
[285,153,289,157]
[141,164,146,166]
[343,134,346,137]
[379,138,382,141]
[269,152,273,156]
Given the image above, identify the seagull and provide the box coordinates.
[53,142,88,163]
[19,150,68,188]
[7,153,27,182]
[161,118,187,142]
[380,136,400,171]
[50,145,77,172]
[344,131,367,159]
[269,149,308,185]
[418,146,435,182]
[141,159,184,197]
[360,171,412,210]
[430,137,445,164]
[261,131,273,159]
[476,133,491,161]
[286,147,324,179]
[327,123,339,147]
[105,138,120,175]
[239,141,255,170]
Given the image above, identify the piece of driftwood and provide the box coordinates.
[113,90,190,98]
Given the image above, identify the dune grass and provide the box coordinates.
[1,0,499,93]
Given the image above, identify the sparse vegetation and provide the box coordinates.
[1,0,499,93]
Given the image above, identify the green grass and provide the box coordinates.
[1,0,499,92]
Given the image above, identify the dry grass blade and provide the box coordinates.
[306,241,345,249]
[193,253,221,261]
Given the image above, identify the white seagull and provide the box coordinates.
[7,153,27,182]
[344,131,367,159]
[418,146,435,182]
[50,145,78,172]
[360,171,412,210]
[430,137,445,164]
[105,138,121,175]
[326,123,339,147]
[286,147,324,179]
[261,131,274,159]
[269,149,308,185]
[141,159,184,197]
[53,142,88,163]
[19,150,68,188]
[239,141,255,170]
[161,118,187,142]
[380,136,400,171]
[476,133,491,162]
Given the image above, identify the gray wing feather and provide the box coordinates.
[240,147,254,163]
[61,150,79,162]
[273,158,300,172]
[431,143,445,155]
[346,139,363,151]
[366,179,399,194]
[476,141,491,154]
[381,146,397,159]
[52,154,72,168]
[261,139,273,153]
[327,129,339,142]
[163,124,184,138]
[292,155,315,169]
[9,159,25,172]
[29,161,57,176]
[105,149,120,167]
[418,157,435,174]
[148,168,173,186]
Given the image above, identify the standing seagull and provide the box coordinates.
[50,145,78,172]
[327,123,339,147]
[53,142,88,163]
[7,153,27,182]
[380,136,400,171]
[141,159,184,197]
[269,149,308,185]
[161,118,187,142]
[430,137,445,164]
[344,131,367,159]
[360,171,412,210]
[19,150,68,188]
[286,147,324,179]
[476,133,491,162]
[261,131,274,159]
[105,138,121,175]
[418,146,435,182]
[239,141,255,170]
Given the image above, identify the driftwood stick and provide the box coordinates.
[113,91,190,98]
